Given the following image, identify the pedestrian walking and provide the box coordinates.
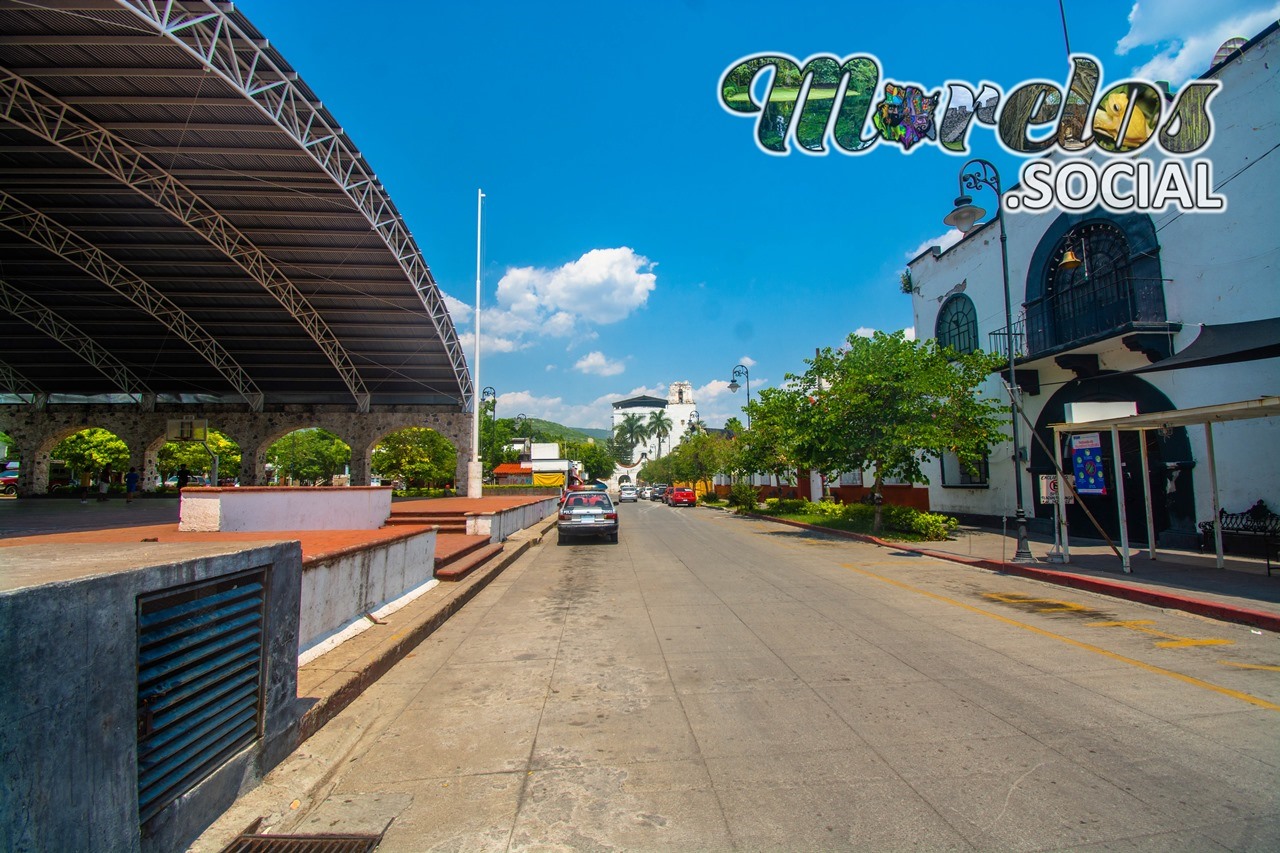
[97,463,112,502]
[125,466,139,503]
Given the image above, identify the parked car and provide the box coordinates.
[662,486,676,504]
[557,490,619,544]
[650,483,668,501]
[639,486,652,500]
[619,484,638,502]
[1,462,17,496]
[669,487,696,507]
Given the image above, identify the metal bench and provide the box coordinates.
[1198,499,1280,575]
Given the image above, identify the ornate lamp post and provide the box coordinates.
[687,409,701,436]
[728,364,752,427]
[944,158,1033,562]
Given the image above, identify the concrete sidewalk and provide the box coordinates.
[757,513,1280,633]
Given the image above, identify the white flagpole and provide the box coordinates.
[467,189,485,498]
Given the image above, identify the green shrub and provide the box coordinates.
[727,482,760,510]
[699,491,723,505]
[764,497,808,515]
[881,504,959,539]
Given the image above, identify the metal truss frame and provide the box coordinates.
[0,358,39,403]
[0,67,373,412]
[0,277,148,401]
[0,191,266,412]
[117,0,473,408]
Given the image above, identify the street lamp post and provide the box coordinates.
[481,385,497,473]
[944,158,1034,563]
[728,364,751,427]
[687,409,701,436]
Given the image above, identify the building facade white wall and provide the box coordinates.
[907,27,1280,546]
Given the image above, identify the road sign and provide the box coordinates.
[1040,474,1075,504]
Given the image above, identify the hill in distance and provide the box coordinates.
[520,418,611,443]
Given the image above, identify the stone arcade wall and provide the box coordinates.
[0,403,473,496]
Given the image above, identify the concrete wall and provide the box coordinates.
[469,496,561,543]
[179,486,393,532]
[297,529,437,660]
[0,541,302,853]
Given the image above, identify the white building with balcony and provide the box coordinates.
[906,25,1279,549]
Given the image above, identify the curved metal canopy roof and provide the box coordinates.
[0,0,471,412]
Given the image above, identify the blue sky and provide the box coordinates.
[240,0,1278,429]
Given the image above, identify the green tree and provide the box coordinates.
[267,428,351,485]
[574,440,618,481]
[371,427,456,489]
[158,430,241,484]
[612,413,649,463]
[52,428,130,480]
[733,389,802,495]
[646,410,672,458]
[786,330,1005,531]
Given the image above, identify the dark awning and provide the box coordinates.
[1130,317,1280,374]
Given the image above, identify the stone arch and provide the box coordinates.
[1031,373,1196,546]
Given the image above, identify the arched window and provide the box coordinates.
[935,294,978,355]
[1045,221,1133,347]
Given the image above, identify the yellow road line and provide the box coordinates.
[842,563,1280,712]
[1085,619,1234,648]
[1220,661,1280,672]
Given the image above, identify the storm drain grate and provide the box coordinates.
[220,833,382,853]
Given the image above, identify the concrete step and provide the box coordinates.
[435,542,504,582]
[385,515,467,532]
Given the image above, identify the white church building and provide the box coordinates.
[905,24,1279,550]
[611,381,698,469]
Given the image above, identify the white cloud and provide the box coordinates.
[574,351,625,376]
[1117,1,1280,83]
[853,327,876,338]
[445,247,657,352]
[457,331,524,353]
[739,356,757,368]
[905,229,963,260]
[497,385,666,429]
[902,327,917,341]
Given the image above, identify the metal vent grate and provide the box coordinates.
[220,833,382,853]
[137,568,267,825]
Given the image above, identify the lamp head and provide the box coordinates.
[728,380,740,393]
[943,195,986,234]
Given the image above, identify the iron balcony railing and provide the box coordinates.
[988,316,1028,360]
[991,277,1169,359]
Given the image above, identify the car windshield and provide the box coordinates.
[564,494,611,509]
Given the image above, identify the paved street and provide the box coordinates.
[204,501,1280,851]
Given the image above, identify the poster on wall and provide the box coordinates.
[1071,433,1107,495]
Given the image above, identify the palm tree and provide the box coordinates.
[646,410,672,458]
[614,413,649,463]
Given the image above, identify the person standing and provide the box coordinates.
[79,468,92,504]
[97,463,112,502]
[176,465,190,492]
[125,467,140,503]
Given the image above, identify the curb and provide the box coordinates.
[746,513,1280,634]
[296,515,556,742]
